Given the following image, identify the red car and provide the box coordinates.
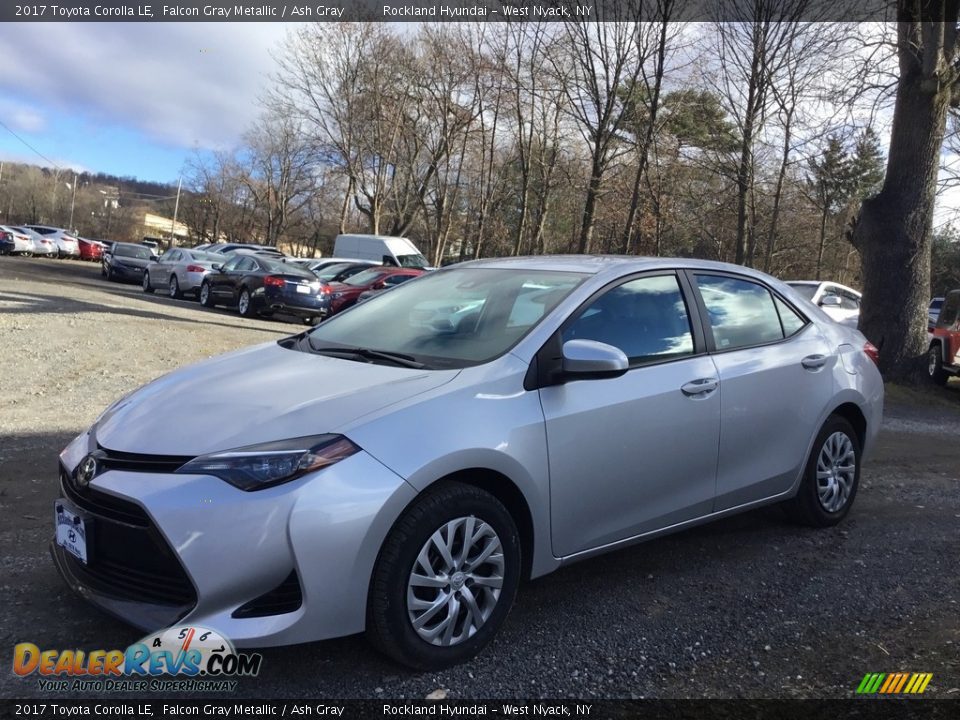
[77,237,104,262]
[327,267,425,315]
[929,289,960,385]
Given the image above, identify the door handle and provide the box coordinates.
[802,354,827,370]
[681,378,719,397]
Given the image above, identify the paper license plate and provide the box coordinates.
[55,502,90,564]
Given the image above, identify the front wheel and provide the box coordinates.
[928,345,949,386]
[142,271,154,293]
[366,482,521,670]
[199,282,215,308]
[783,416,861,527]
[168,275,181,299]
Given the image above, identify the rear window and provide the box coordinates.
[786,283,818,301]
[345,268,388,287]
[696,275,785,350]
[113,245,152,259]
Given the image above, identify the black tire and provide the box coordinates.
[199,282,216,308]
[783,415,861,527]
[928,344,949,386]
[237,288,255,317]
[101,263,107,277]
[366,482,521,670]
[106,266,115,281]
[142,271,154,293]
[169,275,181,299]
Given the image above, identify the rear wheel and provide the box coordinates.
[237,288,254,317]
[142,271,154,293]
[928,344,949,386]
[199,282,215,308]
[783,416,861,527]
[366,482,521,670]
[168,275,181,299]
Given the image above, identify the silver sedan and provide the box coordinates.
[142,247,222,299]
[55,256,882,669]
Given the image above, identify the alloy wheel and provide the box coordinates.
[239,291,250,315]
[406,516,504,647]
[169,276,179,298]
[816,431,856,513]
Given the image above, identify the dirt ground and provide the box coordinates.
[0,256,958,700]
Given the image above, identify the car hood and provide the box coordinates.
[95,341,459,456]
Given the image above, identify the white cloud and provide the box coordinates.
[0,22,297,151]
[0,100,47,133]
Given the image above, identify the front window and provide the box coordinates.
[113,245,153,260]
[305,267,587,368]
[398,253,429,268]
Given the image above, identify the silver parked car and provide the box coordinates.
[142,247,222,299]
[54,256,883,669]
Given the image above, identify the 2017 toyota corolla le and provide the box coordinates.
[53,256,883,669]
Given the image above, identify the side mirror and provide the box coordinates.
[561,339,629,377]
[819,295,841,307]
[215,265,225,272]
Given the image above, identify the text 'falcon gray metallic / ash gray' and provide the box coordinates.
[53,256,883,669]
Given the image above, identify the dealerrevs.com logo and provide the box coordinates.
[12,626,262,692]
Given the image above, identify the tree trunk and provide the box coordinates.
[578,155,603,254]
[852,70,948,382]
[816,205,829,281]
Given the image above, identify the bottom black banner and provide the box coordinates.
[2,700,958,720]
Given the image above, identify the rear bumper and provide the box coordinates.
[264,291,330,317]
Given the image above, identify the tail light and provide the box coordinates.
[186,264,205,273]
[321,285,331,295]
[263,275,285,288]
[863,341,880,367]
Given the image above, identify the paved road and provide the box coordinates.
[1,256,958,700]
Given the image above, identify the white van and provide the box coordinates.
[332,234,429,269]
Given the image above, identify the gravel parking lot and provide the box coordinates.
[1,256,958,700]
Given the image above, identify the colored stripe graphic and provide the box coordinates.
[857,672,932,694]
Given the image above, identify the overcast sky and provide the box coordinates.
[0,23,294,182]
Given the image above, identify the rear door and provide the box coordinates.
[541,272,721,557]
[689,272,835,510]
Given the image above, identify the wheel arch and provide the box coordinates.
[414,469,536,581]
[829,401,867,451]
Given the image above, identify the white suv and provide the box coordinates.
[786,281,862,327]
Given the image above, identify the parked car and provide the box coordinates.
[205,243,285,258]
[312,261,379,284]
[326,267,426,315]
[0,225,35,255]
[140,240,161,256]
[928,289,960,385]
[199,253,325,320]
[53,257,882,669]
[143,248,223,299]
[101,243,155,283]
[786,281,861,327]
[24,225,80,258]
[13,226,58,257]
[356,273,421,303]
[77,237,105,262]
[928,297,945,330]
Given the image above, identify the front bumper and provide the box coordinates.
[109,263,145,280]
[54,438,416,647]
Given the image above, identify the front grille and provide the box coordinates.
[95,444,192,474]
[58,465,197,608]
[232,571,302,618]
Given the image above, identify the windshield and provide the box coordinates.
[345,268,388,287]
[306,267,587,369]
[398,253,429,268]
[114,245,152,259]
[787,283,818,301]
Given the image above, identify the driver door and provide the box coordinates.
[539,273,721,558]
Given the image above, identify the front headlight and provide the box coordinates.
[175,434,359,491]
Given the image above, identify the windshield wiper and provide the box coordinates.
[307,341,426,369]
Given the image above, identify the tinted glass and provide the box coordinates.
[563,275,694,363]
[262,257,314,277]
[222,255,244,271]
[774,296,806,337]
[345,268,389,287]
[696,275,784,349]
[306,268,585,368]
[787,283,818,301]
[940,293,960,326]
[840,290,860,310]
[113,245,152,259]
[237,257,258,272]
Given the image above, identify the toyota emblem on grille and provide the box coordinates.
[76,455,97,487]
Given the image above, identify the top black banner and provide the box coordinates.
[0,0,901,24]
